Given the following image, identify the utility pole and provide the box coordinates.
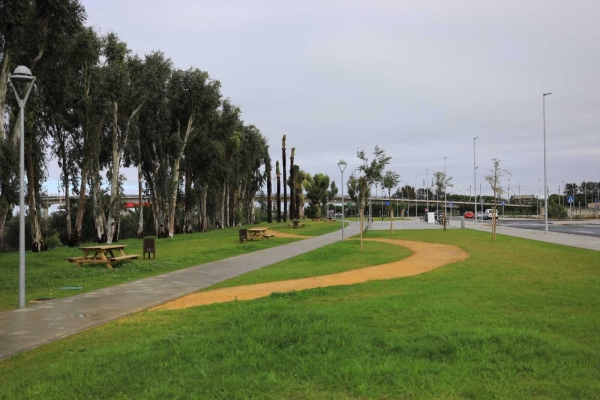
[474,137,479,224]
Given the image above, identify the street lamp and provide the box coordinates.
[8,65,36,308]
[473,137,478,224]
[338,160,347,240]
[543,92,552,234]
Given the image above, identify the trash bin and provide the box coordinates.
[143,237,156,259]
[239,229,248,243]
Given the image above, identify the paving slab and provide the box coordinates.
[0,224,359,361]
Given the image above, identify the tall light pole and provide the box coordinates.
[8,66,36,308]
[474,137,478,224]
[338,160,347,240]
[561,180,565,207]
[508,179,511,204]
[543,93,552,234]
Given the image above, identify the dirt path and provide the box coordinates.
[262,228,309,239]
[152,238,469,311]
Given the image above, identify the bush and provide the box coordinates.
[45,233,62,249]
[548,201,567,218]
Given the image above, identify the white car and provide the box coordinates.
[483,209,498,220]
[476,212,484,220]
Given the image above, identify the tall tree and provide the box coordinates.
[289,147,295,220]
[266,158,272,223]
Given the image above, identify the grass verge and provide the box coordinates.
[0,229,599,398]
[0,227,298,311]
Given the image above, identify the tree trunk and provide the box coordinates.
[266,164,272,223]
[276,163,281,223]
[289,149,295,220]
[183,166,193,233]
[25,120,46,252]
[72,161,88,246]
[282,136,287,222]
[0,48,11,140]
[219,182,226,228]
[92,165,106,243]
[226,183,230,227]
[167,116,194,237]
[137,163,144,238]
[201,184,208,232]
[64,171,71,240]
[106,102,120,244]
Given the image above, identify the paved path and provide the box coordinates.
[1,224,361,360]
[453,220,600,251]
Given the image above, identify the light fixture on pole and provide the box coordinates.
[543,93,552,234]
[338,160,347,240]
[8,65,36,309]
[473,138,478,224]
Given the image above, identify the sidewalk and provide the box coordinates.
[0,223,359,361]
[454,220,600,251]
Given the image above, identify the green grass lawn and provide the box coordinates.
[266,219,348,236]
[0,227,300,311]
[1,230,599,399]
[207,239,412,290]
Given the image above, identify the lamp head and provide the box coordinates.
[9,66,34,82]
[337,159,347,173]
[543,92,552,97]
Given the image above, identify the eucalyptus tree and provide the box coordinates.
[0,0,86,249]
[266,158,273,223]
[237,124,269,224]
[101,33,147,243]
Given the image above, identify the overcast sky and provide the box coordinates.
[45,0,600,200]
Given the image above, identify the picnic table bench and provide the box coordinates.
[66,244,139,269]
[247,228,274,240]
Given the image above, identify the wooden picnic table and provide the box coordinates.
[66,244,139,269]
[247,228,274,240]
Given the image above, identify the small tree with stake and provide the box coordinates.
[485,158,510,241]
[382,170,400,235]
[433,171,453,231]
[356,146,391,251]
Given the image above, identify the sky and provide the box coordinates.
[44,0,600,201]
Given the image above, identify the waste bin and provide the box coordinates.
[143,237,156,259]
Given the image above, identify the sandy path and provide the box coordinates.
[152,238,469,311]
[261,228,309,239]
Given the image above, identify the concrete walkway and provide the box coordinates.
[0,224,361,361]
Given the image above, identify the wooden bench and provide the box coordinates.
[264,234,274,239]
[108,255,140,262]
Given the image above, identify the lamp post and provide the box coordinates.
[543,92,552,234]
[8,66,36,308]
[538,179,541,218]
[414,176,418,218]
[473,137,478,224]
[338,160,347,240]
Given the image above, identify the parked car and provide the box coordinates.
[463,211,474,219]
[483,209,498,220]
[476,211,484,219]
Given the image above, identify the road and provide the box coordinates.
[467,218,600,238]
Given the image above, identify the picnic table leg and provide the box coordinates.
[99,251,113,269]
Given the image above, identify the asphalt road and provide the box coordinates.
[473,219,600,238]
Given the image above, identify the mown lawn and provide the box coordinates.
[0,226,299,311]
[1,229,599,399]
[266,219,347,236]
